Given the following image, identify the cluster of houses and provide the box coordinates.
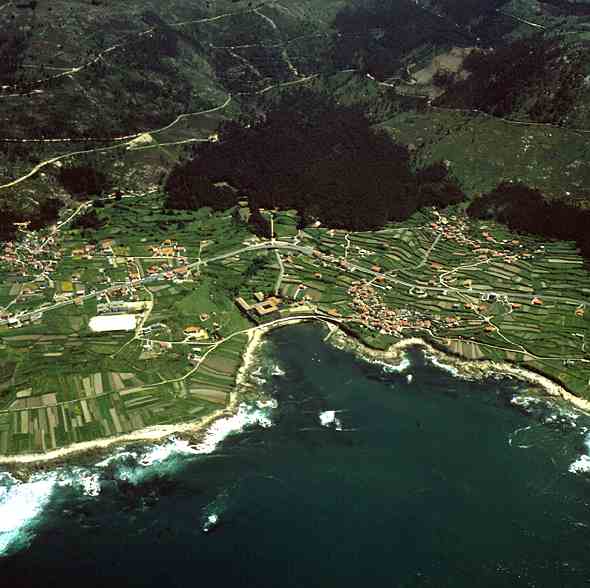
[347,279,519,339]
[1,239,61,280]
[148,239,187,258]
[0,221,201,332]
[53,279,88,303]
[70,238,194,284]
[96,285,138,303]
[145,263,192,282]
[0,237,62,326]
[1,233,125,321]
[0,310,43,329]
[140,315,213,357]
[348,281,433,336]
[71,243,98,258]
[71,238,118,258]
[183,325,209,340]
[429,210,531,264]
[71,238,195,284]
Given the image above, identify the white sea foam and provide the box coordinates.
[569,433,590,475]
[95,450,139,468]
[543,412,580,427]
[79,473,101,497]
[256,398,278,410]
[371,355,411,374]
[509,401,590,476]
[424,353,460,377]
[0,463,109,557]
[251,367,268,385]
[569,455,590,474]
[319,410,343,431]
[511,396,582,430]
[510,396,544,412]
[0,401,276,556]
[137,444,176,467]
[95,404,274,473]
[99,404,275,484]
[195,404,273,454]
[508,425,532,447]
[57,468,102,497]
[136,437,202,467]
[0,472,57,557]
[95,431,249,483]
[203,513,219,533]
[271,364,285,377]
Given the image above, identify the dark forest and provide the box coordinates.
[165,90,464,231]
[434,36,586,125]
[467,182,590,262]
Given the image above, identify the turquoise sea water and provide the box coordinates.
[1,323,590,587]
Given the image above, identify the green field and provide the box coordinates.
[381,110,590,201]
[1,196,589,457]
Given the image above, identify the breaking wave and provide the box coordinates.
[423,352,461,377]
[319,410,343,431]
[509,397,590,477]
[569,454,590,474]
[0,472,56,557]
[271,363,286,377]
[95,403,275,481]
[0,401,275,557]
[569,433,590,475]
[510,395,582,430]
[369,354,411,374]
[193,403,274,454]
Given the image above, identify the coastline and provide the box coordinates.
[1,318,588,467]
[0,328,265,468]
[0,412,226,467]
[331,330,590,414]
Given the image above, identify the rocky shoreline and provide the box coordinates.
[0,328,265,474]
[330,330,590,414]
[2,318,589,473]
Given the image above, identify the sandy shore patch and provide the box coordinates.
[3,317,588,466]
[0,327,266,467]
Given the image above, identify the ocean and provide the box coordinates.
[1,323,590,587]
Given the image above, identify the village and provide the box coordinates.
[1,203,586,352]
[0,194,589,456]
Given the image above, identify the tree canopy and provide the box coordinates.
[58,165,110,199]
[165,89,464,231]
[467,182,590,262]
[434,37,586,125]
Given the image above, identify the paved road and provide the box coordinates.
[4,228,589,378]
[0,240,313,326]
[197,240,313,266]
[274,249,285,295]
[3,233,587,336]
[142,313,344,388]
[334,252,586,307]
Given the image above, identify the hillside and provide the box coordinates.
[0,0,589,234]
[2,0,590,457]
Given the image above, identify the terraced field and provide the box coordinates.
[1,196,589,457]
[0,194,253,456]
[293,211,590,395]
